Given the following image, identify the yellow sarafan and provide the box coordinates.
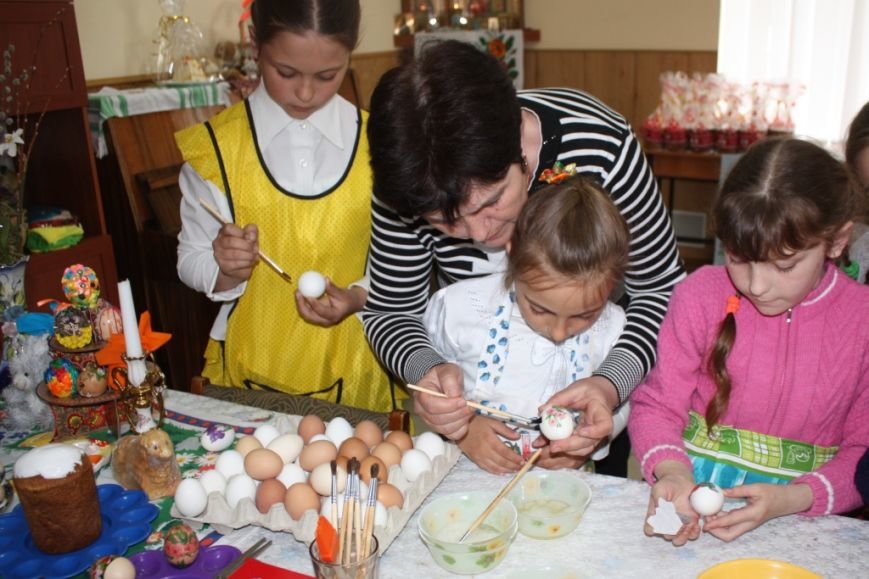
[176,101,395,412]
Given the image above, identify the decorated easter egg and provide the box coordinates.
[62,264,100,308]
[690,482,725,516]
[94,300,123,342]
[54,306,94,349]
[163,521,200,568]
[538,406,579,441]
[78,363,108,397]
[200,424,236,452]
[298,271,327,298]
[45,358,79,398]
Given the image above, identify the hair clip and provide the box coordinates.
[538,161,577,184]
[725,294,740,315]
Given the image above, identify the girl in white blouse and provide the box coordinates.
[424,176,631,473]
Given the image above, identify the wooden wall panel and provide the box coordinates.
[350,51,402,110]
[583,51,637,125]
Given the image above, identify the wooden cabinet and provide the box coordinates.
[0,1,118,307]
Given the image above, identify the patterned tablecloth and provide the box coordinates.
[2,390,868,578]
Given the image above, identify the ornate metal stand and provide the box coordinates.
[111,352,166,434]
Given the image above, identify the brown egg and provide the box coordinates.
[385,430,413,453]
[255,478,286,513]
[297,415,326,444]
[284,482,321,520]
[244,448,283,480]
[234,435,262,457]
[377,482,404,509]
[335,455,350,472]
[371,441,402,469]
[338,436,370,461]
[354,420,384,449]
[359,455,388,485]
[299,439,338,472]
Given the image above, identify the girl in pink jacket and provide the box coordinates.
[628,138,869,544]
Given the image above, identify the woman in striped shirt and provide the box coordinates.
[364,40,685,465]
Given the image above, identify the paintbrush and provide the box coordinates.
[330,459,338,529]
[197,197,293,284]
[362,463,379,560]
[338,458,355,565]
[406,383,540,426]
[459,447,543,543]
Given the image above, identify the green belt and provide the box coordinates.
[683,411,837,481]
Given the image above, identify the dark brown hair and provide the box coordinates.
[705,137,859,429]
[846,101,869,177]
[505,176,630,293]
[251,0,360,51]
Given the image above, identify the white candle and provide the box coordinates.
[118,280,147,386]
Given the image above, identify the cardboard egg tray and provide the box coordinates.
[171,425,461,554]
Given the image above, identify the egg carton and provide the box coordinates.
[170,440,462,554]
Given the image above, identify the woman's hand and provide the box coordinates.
[412,363,473,441]
[702,483,813,542]
[543,375,619,456]
[645,461,700,546]
[213,223,259,292]
[296,280,366,327]
[457,416,523,474]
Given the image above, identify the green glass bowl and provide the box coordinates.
[508,471,592,539]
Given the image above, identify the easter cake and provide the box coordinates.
[13,443,102,553]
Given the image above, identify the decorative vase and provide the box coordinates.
[0,255,28,321]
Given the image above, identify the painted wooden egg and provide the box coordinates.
[45,358,79,398]
[54,306,94,349]
[78,363,108,397]
[163,521,200,568]
[62,264,101,309]
[94,300,123,342]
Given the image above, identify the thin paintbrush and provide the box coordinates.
[362,463,379,560]
[459,447,543,543]
[197,197,293,284]
[406,383,540,426]
[330,459,338,529]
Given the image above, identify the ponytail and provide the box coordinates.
[705,295,739,430]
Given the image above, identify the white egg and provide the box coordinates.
[400,448,433,482]
[309,462,347,496]
[539,406,579,441]
[298,270,327,298]
[321,492,345,519]
[200,424,236,452]
[690,483,725,516]
[174,478,208,517]
[253,424,281,447]
[215,449,246,479]
[361,500,388,528]
[308,433,331,444]
[199,469,227,496]
[224,473,257,509]
[325,417,354,447]
[267,433,304,464]
[414,431,446,461]
[104,556,136,579]
[277,462,308,488]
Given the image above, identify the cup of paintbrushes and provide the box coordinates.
[309,534,379,579]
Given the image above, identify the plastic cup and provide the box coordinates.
[309,535,379,579]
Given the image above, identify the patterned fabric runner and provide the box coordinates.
[683,410,837,487]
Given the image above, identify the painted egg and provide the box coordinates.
[539,405,580,441]
[690,482,725,516]
[78,363,108,397]
[200,424,236,452]
[54,306,94,349]
[298,271,327,298]
[45,358,79,398]
[163,522,200,568]
[94,300,123,342]
[90,555,135,579]
[62,264,100,308]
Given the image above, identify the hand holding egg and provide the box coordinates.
[689,482,724,516]
[298,271,327,299]
[538,406,581,441]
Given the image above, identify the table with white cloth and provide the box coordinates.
[2,390,867,578]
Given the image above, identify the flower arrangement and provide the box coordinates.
[0,43,36,267]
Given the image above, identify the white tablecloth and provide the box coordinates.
[164,392,869,579]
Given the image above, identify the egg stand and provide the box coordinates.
[36,382,121,441]
[111,352,166,434]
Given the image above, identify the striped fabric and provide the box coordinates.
[87,81,232,158]
[362,88,686,403]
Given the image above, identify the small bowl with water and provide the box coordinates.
[417,490,518,575]
[508,471,591,539]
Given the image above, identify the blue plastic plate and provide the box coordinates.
[0,483,159,579]
[130,545,242,578]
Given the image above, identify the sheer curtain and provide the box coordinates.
[717,0,869,147]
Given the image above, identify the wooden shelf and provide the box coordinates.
[393,27,540,49]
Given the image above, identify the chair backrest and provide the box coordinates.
[105,105,225,234]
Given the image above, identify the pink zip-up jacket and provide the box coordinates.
[628,264,869,515]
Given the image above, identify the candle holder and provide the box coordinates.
[111,352,166,434]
